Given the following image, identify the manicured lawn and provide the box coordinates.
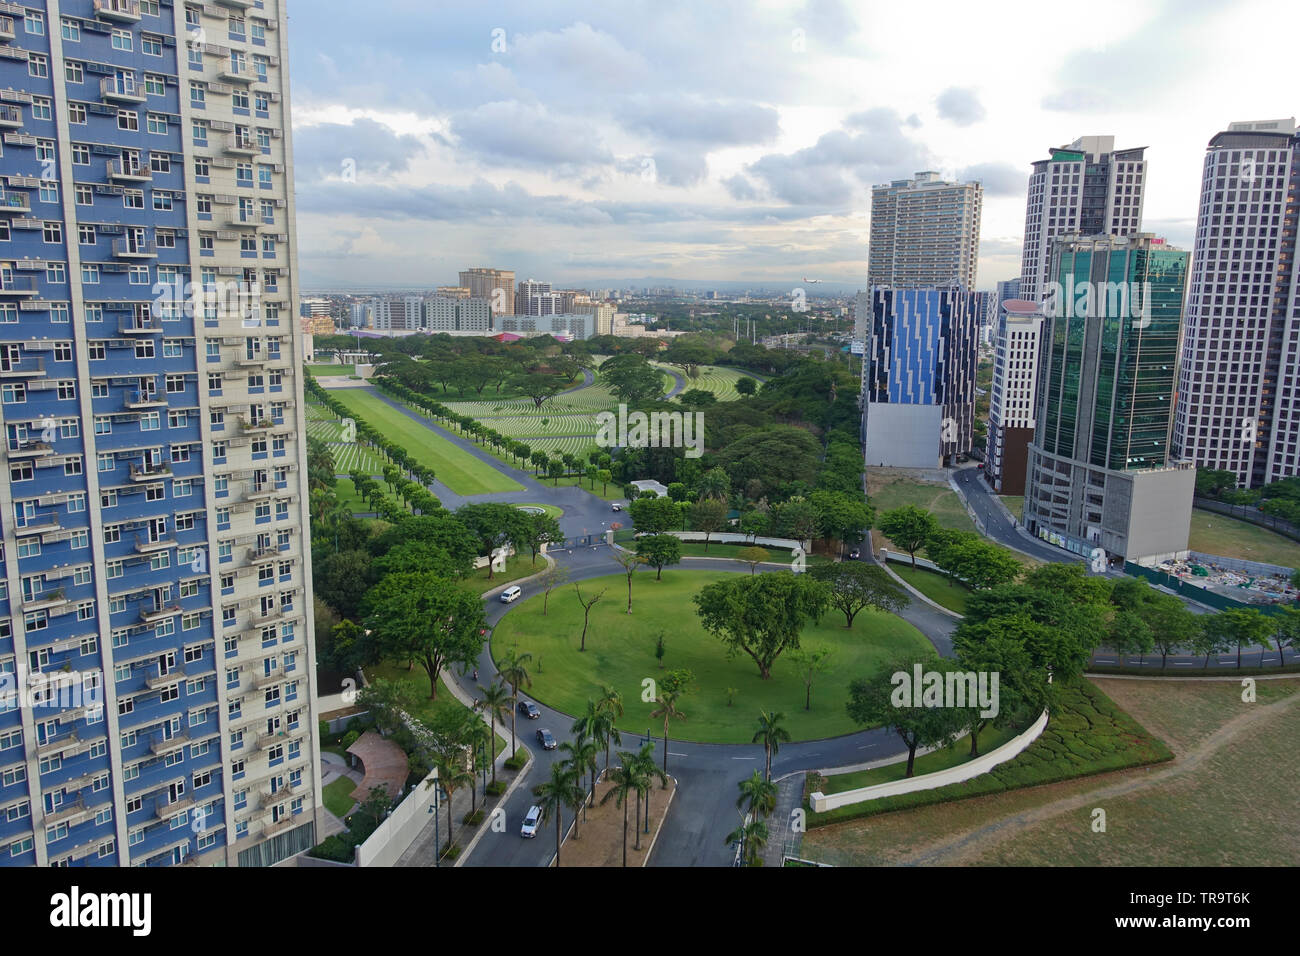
[328,389,522,495]
[888,563,971,614]
[308,365,355,376]
[868,473,975,534]
[804,680,1172,828]
[322,776,358,818]
[815,724,1018,795]
[514,503,564,519]
[999,496,1024,522]
[489,570,935,744]
[466,554,546,591]
[1188,509,1300,569]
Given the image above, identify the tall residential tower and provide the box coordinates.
[0,0,321,867]
[867,172,982,290]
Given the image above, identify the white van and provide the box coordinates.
[499,585,522,604]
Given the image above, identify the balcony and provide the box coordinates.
[129,462,172,482]
[149,732,189,756]
[6,437,53,458]
[0,105,21,130]
[227,212,263,230]
[118,317,163,335]
[0,189,28,215]
[246,545,281,562]
[93,0,141,22]
[0,355,44,376]
[154,795,194,821]
[138,603,180,624]
[224,134,259,156]
[240,416,273,432]
[112,238,158,259]
[219,61,254,84]
[124,391,167,410]
[100,76,146,104]
[21,589,67,613]
[145,667,184,691]
[44,797,91,826]
[107,158,152,183]
[133,536,176,555]
[35,730,80,758]
[14,513,59,536]
[236,354,269,367]
[256,726,288,745]
[216,0,256,8]
[0,276,37,297]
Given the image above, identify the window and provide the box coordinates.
[145,74,165,96]
[61,18,80,42]
[112,29,132,51]
[117,110,139,133]
[68,104,86,125]
[28,54,49,79]
[65,62,84,84]
[142,34,162,56]
[147,113,167,135]
[43,222,62,244]
[25,12,44,35]
[72,145,90,166]
[75,185,92,206]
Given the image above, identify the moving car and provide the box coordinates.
[848,548,861,559]
[518,700,540,719]
[499,585,522,604]
[536,729,557,750]
[520,805,542,838]
[611,502,623,511]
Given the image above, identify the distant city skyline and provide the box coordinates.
[287,0,1295,290]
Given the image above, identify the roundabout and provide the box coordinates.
[488,569,935,744]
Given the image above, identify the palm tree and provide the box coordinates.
[456,713,490,815]
[432,755,473,860]
[559,734,599,825]
[726,817,769,867]
[752,710,791,781]
[475,682,511,785]
[498,648,533,754]
[735,770,777,819]
[595,686,624,770]
[649,690,686,774]
[533,762,581,866]
[599,752,644,867]
[632,742,668,837]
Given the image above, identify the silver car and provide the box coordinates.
[520,805,542,838]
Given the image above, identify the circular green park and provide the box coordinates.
[489,570,935,744]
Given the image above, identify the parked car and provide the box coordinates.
[611,502,623,512]
[520,805,542,838]
[499,585,522,604]
[536,729,557,750]
[518,700,540,719]
[848,548,861,559]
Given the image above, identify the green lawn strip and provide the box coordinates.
[322,776,359,817]
[327,389,522,495]
[361,667,507,759]
[307,365,355,377]
[888,563,971,614]
[1188,509,1300,569]
[999,496,1025,522]
[513,503,564,519]
[467,554,547,590]
[815,725,1018,797]
[489,570,934,744]
[868,474,975,534]
[804,680,1173,827]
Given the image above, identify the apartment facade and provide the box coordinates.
[458,267,513,316]
[867,172,982,291]
[0,0,322,867]
[985,299,1043,495]
[425,295,490,333]
[1024,235,1194,564]
[1172,117,1300,489]
[1019,136,1147,303]
[861,288,979,469]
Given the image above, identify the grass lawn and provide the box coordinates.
[514,503,564,519]
[322,776,358,817]
[308,365,355,376]
[467,554,546,591]
[328,389,522,495]
[999,496,1025,522]
[888,563,971,614]
[1188,509,1300,569]
[802,677,1299,866]
[868,473,975,535]
[489,569,935,744]
[803,679,1171,830]
[814,724,1018,796]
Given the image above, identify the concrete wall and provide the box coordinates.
[657,531,813,552]
[1125,467,1195,563]
[809,710,1049,813]
[354,767,438,868]
[864,403,943,469]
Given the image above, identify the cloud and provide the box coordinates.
[449,101,614,172]
[959,162,1027,197]
[1040,88,1115,113]
[935,87,986,126]
[650,149,710,188]
[722,174,759,200]
[292,118,428,184]
[619,97,781,147]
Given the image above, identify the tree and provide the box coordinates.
[678,388,717,406]
[1273,606,1300,667]
[600,752,645,867]
[788,645,834,711]
[514,513,561,566]
[362,574,486,699]
[752,709,791,780]
[726,817,768,867]
[456,502,526,581]
[475,681,511,784]
[650,685,687,773]
[1202,607,1276,669]
[629,495,681,534]
[926,529,1022,591]
[697,467,732,502]
[876,506,939,568]
[635,534,682,580]
[736,769,777,818]
[690,498,729,551]
[597,469,612,495]
[846,655,967,777]
[810,562,908,628]
[513,372,566,409]
[810,490,874,555]
[595,686,624,769]
[951,625,1037,757]
[497,648,533,754]
[735,376,758,397]
[537,563,570,615]
[356,677,419,736]
[559,733,600,824]
[736,546,770,574]
[532,761,582,866]
[612,550,645,612]
[431,754,473,860]
[1188,624,1229,670]
[693,573,831,679]
[600,354,664,405]
[574,584,606,651]
[632,742,669,838]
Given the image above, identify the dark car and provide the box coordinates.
[536,729,557,750]
[518,700,540,720]
[848,548,861,559]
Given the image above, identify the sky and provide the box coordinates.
[286,0,1297,293]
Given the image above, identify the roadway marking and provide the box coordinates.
[1174,661,1193,666]
[668,752,688,757]
[731,756,757,760]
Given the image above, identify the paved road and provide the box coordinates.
[950,465,1086,565]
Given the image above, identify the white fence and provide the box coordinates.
[809,709,1049,813]
[654,531,812,552]
[879,548,945,573]
[353,768,435,867]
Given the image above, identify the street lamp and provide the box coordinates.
[427,767,449,868]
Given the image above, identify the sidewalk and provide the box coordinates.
[759,772,806,867]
